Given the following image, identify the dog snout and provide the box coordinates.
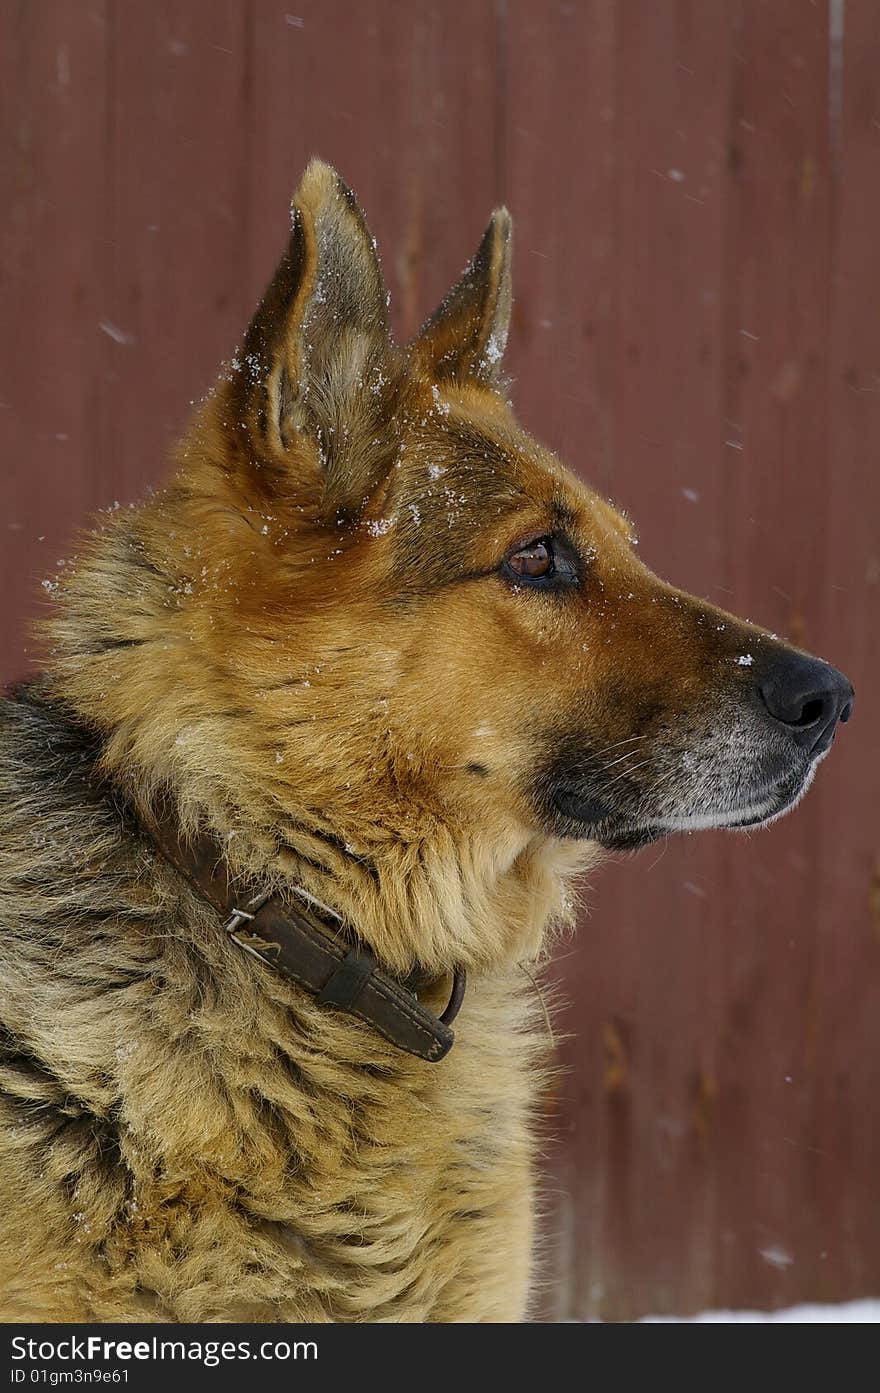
[758,652,854,756]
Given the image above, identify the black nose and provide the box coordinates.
[759,653,853,754]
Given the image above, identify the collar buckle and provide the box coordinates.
[223,888,273,938]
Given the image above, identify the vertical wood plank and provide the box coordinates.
[0,2,111,678]
[103,0,252,500]
[502,0,618,483]
[813,0,880,1304]
[714,0,836,1314]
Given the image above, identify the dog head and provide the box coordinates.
[54,161,853,879]
[170,159,849,855]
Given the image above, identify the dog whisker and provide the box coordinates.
[594,747,647,775]
[598,757,654,792]
[588,734,646,761]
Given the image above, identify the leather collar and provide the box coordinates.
[143,806,466,1063]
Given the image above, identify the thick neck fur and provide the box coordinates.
[0,684,551,1319]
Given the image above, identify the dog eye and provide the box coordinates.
[502,535,580,590]
[508,539,552,578]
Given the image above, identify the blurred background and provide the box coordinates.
[1,0,878,1321]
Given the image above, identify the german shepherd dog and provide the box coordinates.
[0,162,852,1322]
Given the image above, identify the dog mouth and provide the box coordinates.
[548,759,817,852]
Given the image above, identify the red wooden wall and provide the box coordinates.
[1,1,878,1320]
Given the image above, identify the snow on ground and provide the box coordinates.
[641,1299,880,1323]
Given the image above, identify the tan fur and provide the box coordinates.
[0,161,837,1321]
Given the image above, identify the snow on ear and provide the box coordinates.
[224,159,398,519]
[410,209,512,388]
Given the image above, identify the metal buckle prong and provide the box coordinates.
[222,888,272,938]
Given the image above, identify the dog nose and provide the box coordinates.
[759,653,854,754]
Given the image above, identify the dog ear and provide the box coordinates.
[410,209,512,388]
[223,159,397,519]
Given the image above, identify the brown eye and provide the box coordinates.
[508,539,552,578]
[501,533,581,591]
